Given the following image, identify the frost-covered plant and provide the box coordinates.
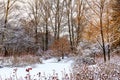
[72,62,120,80]
[25,67,32,80]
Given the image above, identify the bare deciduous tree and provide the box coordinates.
[0,0,19,56]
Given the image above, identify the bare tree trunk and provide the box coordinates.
[41,1,50,51]
[100,26,106,62]
[100,0,106,62]
[71,7,75,51]
[106,7,111,60]
[45,19,48,50]
[108,45,110,60]
[54,15,57,40]
[67,0,73,51]
[35,0,38,44]
[76,0,84,46]
[42,35,45,51]
[3,0,10,57]
[57,22,60,40]
[57,0,60,40]
[68,13,73,51]
[35,25,38,44]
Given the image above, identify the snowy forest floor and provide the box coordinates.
[0,54,120,80]
[0,56,74,80]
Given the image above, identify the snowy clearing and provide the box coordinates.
[0,57,74,80]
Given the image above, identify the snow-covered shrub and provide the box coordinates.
[12,55,42,67]
[77,42,102,58]
[42,50,55,59]
[0,55,41,67]
[73,65,94,80]
[111,47,120,56]
[98,63,120,80]
[72,61,120,80]
[0,57,13,66]
[50,37,70,59]
[36,48,44,56]
[75,57,95,65]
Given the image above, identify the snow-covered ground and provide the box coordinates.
[0,57,74,80]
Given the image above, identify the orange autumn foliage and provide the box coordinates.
[50,37,70,57]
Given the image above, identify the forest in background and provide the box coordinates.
[0,0,119,62]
